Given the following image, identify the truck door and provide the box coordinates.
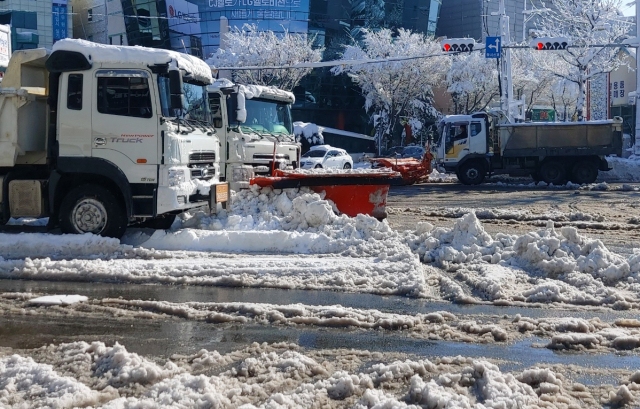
[444,121,469,161]
[468,121,485,154]
[91,70,159,182]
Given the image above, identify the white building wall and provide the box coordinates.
[0,0,73,49]
[70,0,127,45]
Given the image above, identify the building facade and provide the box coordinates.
[0,0,72,50]
[435,0,546,43]
[71,0,441,135]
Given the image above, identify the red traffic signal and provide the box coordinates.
[530,37,570,50]
[441,38,476,53]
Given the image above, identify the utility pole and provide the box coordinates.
[498,0,515,121]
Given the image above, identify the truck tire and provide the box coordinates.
[59,185,127,238]
[457,161,486,185]
[539,161,567,185]
[570,160,598,185]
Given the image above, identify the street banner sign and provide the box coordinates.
[485,36,501,58]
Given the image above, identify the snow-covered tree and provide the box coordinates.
[446,52,499,114]
[207,24,323,91]
[332,28,449,153]
[530,0,630,119]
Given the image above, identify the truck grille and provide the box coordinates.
[189,151,215,180]
[189,151,216,164]
[253,153,290,160]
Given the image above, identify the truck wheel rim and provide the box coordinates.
[72,199,107,233]
[466,169,478,179]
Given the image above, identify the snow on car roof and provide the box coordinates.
[51,39,213,84]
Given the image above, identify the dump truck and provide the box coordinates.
[433,112,623,185]
[0,39,227,238]
[207,79,300,188]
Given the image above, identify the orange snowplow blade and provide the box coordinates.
[250,170,403,219]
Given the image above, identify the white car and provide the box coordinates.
[301,145,354,169]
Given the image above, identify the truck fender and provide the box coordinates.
[456,155,490,172]
[50,157,133,219]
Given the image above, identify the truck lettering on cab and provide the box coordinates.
[110,137,143,143]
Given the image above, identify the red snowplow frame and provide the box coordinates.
[369,151,433,185]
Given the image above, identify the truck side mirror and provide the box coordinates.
[169,70,183,95]
[170,94,184,111]
[169,70,184,112]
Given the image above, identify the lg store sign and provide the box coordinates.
[166,0,201,35]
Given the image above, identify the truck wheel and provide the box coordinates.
[59,185,127,238]
[570,160,598,184]
[540,161,567,185]
[457,161,486,185]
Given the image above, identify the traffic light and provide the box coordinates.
[530,37,570,50]
[441,38,476,53]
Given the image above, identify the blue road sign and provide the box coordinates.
[485,36,501,58]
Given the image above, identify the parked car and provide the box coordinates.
[301,145,354,169]
[382,146,405,157]
[401,146,426,160]
[382,145,426,160]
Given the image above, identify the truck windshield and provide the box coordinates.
[244,98,293,135]
[158,76,210,122]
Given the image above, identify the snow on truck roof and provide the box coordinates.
[207,78,295,104]
[51,39,213,84]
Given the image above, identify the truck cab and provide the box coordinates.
[207,79,300,188]
[0,39,227,238]
[434,113,492,184]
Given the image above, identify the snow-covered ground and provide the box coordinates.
[2,175,640,408]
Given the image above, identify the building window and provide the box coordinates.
[88,8,93,21]
[97,77,152,118]
[67,74,83,110]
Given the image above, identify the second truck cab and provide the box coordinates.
[207,79,300,187]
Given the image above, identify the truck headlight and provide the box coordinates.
[168,169,186,187]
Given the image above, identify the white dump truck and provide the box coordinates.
[433,112,623,185]
[207,79,300,187]
[0,39,227,238]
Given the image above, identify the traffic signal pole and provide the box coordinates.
[499,0,515,122]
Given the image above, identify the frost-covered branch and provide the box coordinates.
[207,24,323,91]
[332,28,449,153]
[530,0,631,119]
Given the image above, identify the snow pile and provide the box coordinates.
[89,342,181,388]
[2,341,631,408]
[427,168,458,183]
[28,294,88,306]
[406,212,640,307]
[0,354,106,408]
[0,233,154,260]
[294,121,324,145]
[599,157,640,182]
